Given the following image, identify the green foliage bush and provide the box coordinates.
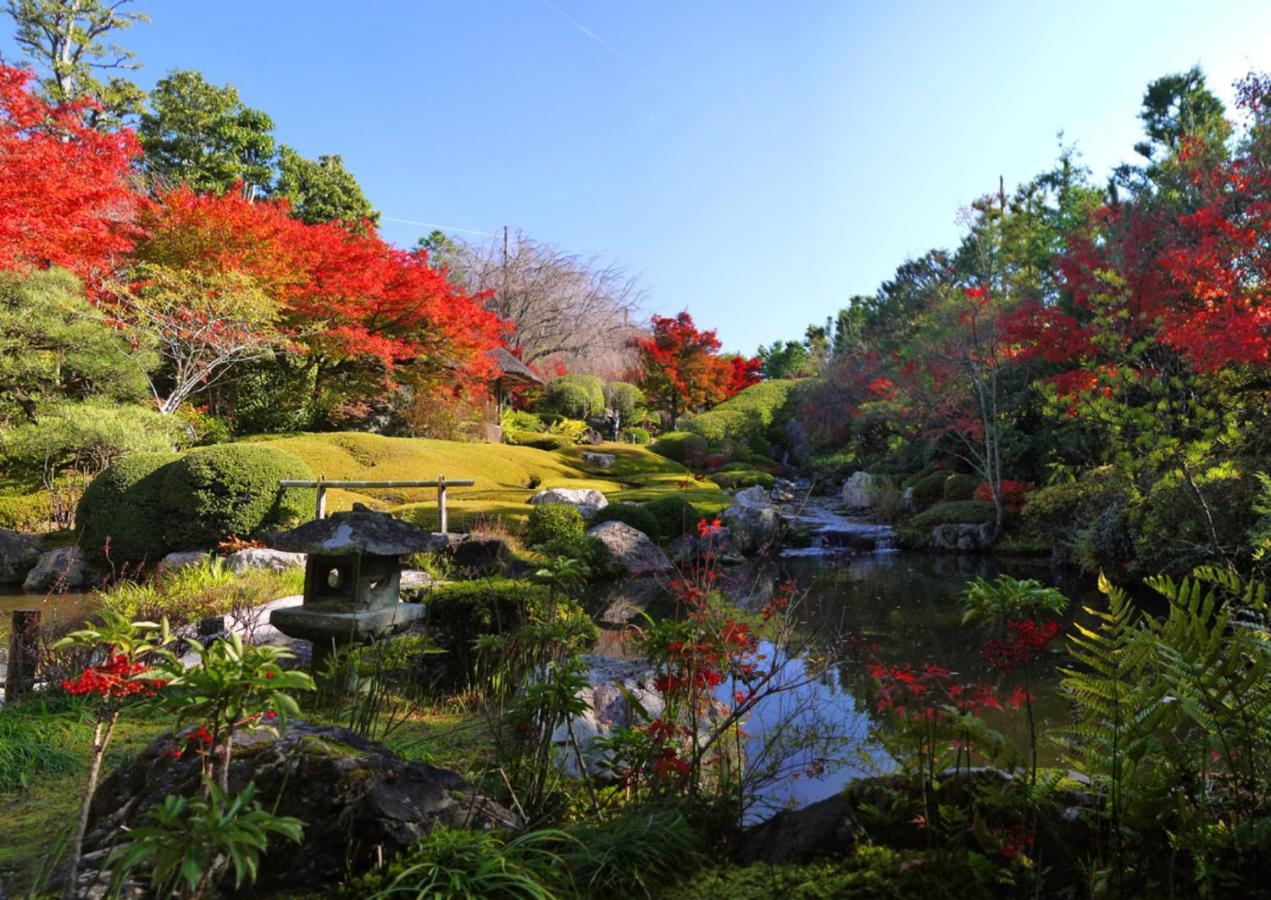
[680,379,798,452]
[422,579,551,681]
[712,470,775,491]
[908,471,948,505]
[77,452,182,562]
[941,473,979,502]
[505,430,571,451]
[592,502,661,538]
[0,491,50,531]
[643,495,704,540]
[540,374,606,419]
[526,503,585,546]
[909,500,997,528]
[650,431,708,465]
[1019,469,1130,537]
[2,401,183,485]
[604,381,645,421]
[158,444,314,549]
[1134,469,1259,574]
[622,426,651,445]
[501,409,546,433]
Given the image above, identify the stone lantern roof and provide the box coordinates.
[265,504,441,557]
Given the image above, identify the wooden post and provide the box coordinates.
[437,474,448,534]
[315,476,328,520]
[5,609,40,702]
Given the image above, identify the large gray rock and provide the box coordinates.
[552,655,663,779]
[580,451,617,469]
[528,487,608,518]
[593,576,666,625]
[930,522,996,551]
[841,471,886,509]
[80,721,518,896]
[157,550,210,572]
[226,547,306,573]
[0,528,41,584]
[722,486,781,555]
[667,527,746,565]
[449,535,509,572]
[586,521,672,575]
[22,547,88,591]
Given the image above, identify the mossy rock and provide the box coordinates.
[942,474,980,502]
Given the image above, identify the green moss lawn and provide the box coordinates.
[250,432,728,530]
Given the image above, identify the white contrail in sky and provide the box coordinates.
[380,216,496,237]
[535,0,639,69]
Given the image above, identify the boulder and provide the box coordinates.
[399,568,435,590]
[930,522,995,551]
[528,487,608,519]
[156,550,210,572]
[450,535,508,572]
[226,547,306,573]
[80,721,518,895]
[0,528,41,584]
[552,655,663,779]
[722,486,781,555]
[22,547,88,591]
[667,527,746,566]
[580,451,617,469]
[841,471,884,509]
[586,521,672,576]
[735,792,859,864]
[592,576,666,626]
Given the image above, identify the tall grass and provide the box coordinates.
[0,703,79,790]
[96,558,303,628]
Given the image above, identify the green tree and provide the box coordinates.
[4,0,147,126]
[0,268,154,425]
[273,145,378,228]
[139,70,276,196]
[756,339,809,380]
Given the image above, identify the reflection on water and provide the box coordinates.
[0,587,96,650]
[722,552,1101,820]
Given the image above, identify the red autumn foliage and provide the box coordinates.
[61,653,161,700]
[636,312,758,422]
[0,66,144,281]
[973,479,1031,511]
[979,619,1061,673]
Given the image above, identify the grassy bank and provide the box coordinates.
[253,432,728,530]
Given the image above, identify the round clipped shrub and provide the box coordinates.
[592,502,660,538]
[942,474,979,502]
[643,495,704,540]
[525,503,585,546]
[540,375,606,419]
[604,381,645,420]
[908,471,948,506]
[505,430,571,451]
[650,431,707,465]
[158,444,314,549]
[77,452,182,562]
[713,470,775,491]
[622,426,651,445]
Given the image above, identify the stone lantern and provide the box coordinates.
[266,504,438,668]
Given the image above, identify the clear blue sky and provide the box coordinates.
[7,1,1271,354]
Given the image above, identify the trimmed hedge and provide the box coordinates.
[540,374,606,419]
[622,427,651,445]
[505,430,571,451]
[422,578,551,681]
[158,444,313,549]
[77,452,182,562]
[650,431,707,465]
[526,503,585,546]
[591,502,661,538]
[680,379,799,452]
[942,474,979,502]
[908,471,948,505]
[909,500,997,528]
[643,495,704,541]
[713,470,775,491]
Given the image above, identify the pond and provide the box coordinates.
[0,586,96,668]
[710,550,1102,820]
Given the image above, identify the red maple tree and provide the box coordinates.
[636,312,758,425]
[0,66,144,282]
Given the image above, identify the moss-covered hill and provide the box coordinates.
[251,432,728,530]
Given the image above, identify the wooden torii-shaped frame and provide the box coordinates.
[278,476,476,532]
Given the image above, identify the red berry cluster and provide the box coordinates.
[61,654,160,700]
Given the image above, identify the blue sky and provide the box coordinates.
[6,1,1271,353]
